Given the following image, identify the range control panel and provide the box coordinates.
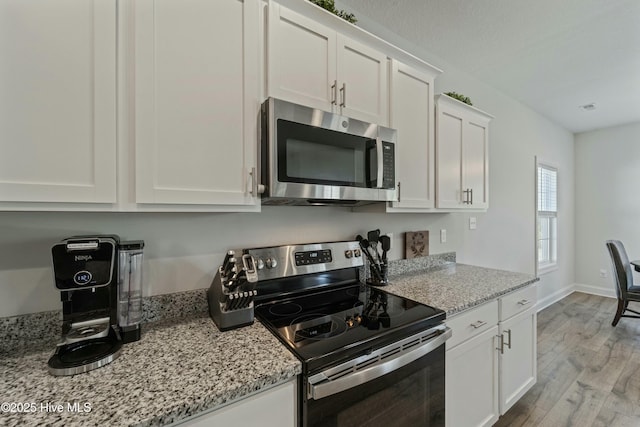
[295,249,332,266]
[245,241,363,281]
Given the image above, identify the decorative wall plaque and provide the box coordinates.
[405,231,429,259]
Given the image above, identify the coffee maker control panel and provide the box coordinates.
[51,237,117,290]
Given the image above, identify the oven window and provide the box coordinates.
[277,119,376,187]
[305,344,445,427]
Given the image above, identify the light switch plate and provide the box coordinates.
[469,217,477,230]
[440,229,447,243]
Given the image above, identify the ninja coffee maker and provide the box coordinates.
[48,235,144,376]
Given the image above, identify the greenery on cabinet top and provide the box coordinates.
[309,0,357,23]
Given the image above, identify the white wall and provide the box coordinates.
[0,6,576,318]
[575,122,640,296]
[336,4,576,308]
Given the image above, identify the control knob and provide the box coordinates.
[265,258,278,269]
[256,258,265,270]
[345,250,353,259]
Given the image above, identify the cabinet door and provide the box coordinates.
[463,119,489,209]
[175,380,296,427]
[337,34,388,126]
[267,4,336,112]
[499,307,537,414]
[446,326,500,427]
[388,60,435,210]
[0,0,116,204]
[435,107,464,209]
[435,95,492,210]
[135,0,259,207]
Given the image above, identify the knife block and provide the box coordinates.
[207,269,255,331]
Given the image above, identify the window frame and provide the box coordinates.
[536,160,558,275]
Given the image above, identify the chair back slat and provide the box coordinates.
[606,240,633,299]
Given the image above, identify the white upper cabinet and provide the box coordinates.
[0,0,117,205]
[267,3,388,126]
[435,94,493,210]
[134,0,260,209]
[388,60,439,211]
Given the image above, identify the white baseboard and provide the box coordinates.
[573,283,616,299]
[536,286,575,312]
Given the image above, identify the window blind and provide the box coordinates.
[537,165,557,213]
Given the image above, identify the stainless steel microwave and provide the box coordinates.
[259,98,397,206]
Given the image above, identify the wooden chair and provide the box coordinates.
[606,240,640,326]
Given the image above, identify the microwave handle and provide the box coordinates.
[376,137,384,188]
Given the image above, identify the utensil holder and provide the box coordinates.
[366,262,389,286]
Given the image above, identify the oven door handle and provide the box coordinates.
[308,326,452,400]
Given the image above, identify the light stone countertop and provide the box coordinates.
[0,259,536,427]
[383,263,539,316]
[0,315,301,427]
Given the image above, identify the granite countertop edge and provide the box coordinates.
[445,276,540,316]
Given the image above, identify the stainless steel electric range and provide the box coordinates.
[247,241,451,427]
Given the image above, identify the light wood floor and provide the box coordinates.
[494,292,640,427]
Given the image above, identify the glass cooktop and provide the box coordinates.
[255,284,445,372]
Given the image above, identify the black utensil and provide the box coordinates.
[379,235,391,263]
[359,238,382,280]
[368,229,381,264]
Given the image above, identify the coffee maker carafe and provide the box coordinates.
[48,235,144,376]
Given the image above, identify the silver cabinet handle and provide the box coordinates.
[331,80,337,105]
[517,299,531,306]
[496,334,504,354]
[397,181,401,202]
[470,320,487,329]
[249,167,265,195]
[463,189,471,204]
[340,82,346,107]
[470,188,473,205]
[504,329,512,350]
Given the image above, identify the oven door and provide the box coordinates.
[304,325,451,427]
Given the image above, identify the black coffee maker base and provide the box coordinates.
[48,334,123,376]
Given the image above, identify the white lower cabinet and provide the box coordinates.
[498,294,537,413]
[446,284,537,427]
[173,379,297,427]
[446,326,499,427]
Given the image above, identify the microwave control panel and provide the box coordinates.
[382,141,395,189]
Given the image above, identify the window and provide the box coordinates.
[537,164,557,271]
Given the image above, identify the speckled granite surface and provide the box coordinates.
[0,258,535,426]
[0,289,208,355]
[0,314,301,427]
[382,263,539,316]
[387,252,456,277]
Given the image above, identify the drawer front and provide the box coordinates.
[499,284,537,321]
[447,300,499,349]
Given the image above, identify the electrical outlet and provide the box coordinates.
[469,217,477,230]
[600,269,607,278]
[440,229,447,243]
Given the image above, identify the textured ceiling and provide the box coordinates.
[338,0,640,133]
